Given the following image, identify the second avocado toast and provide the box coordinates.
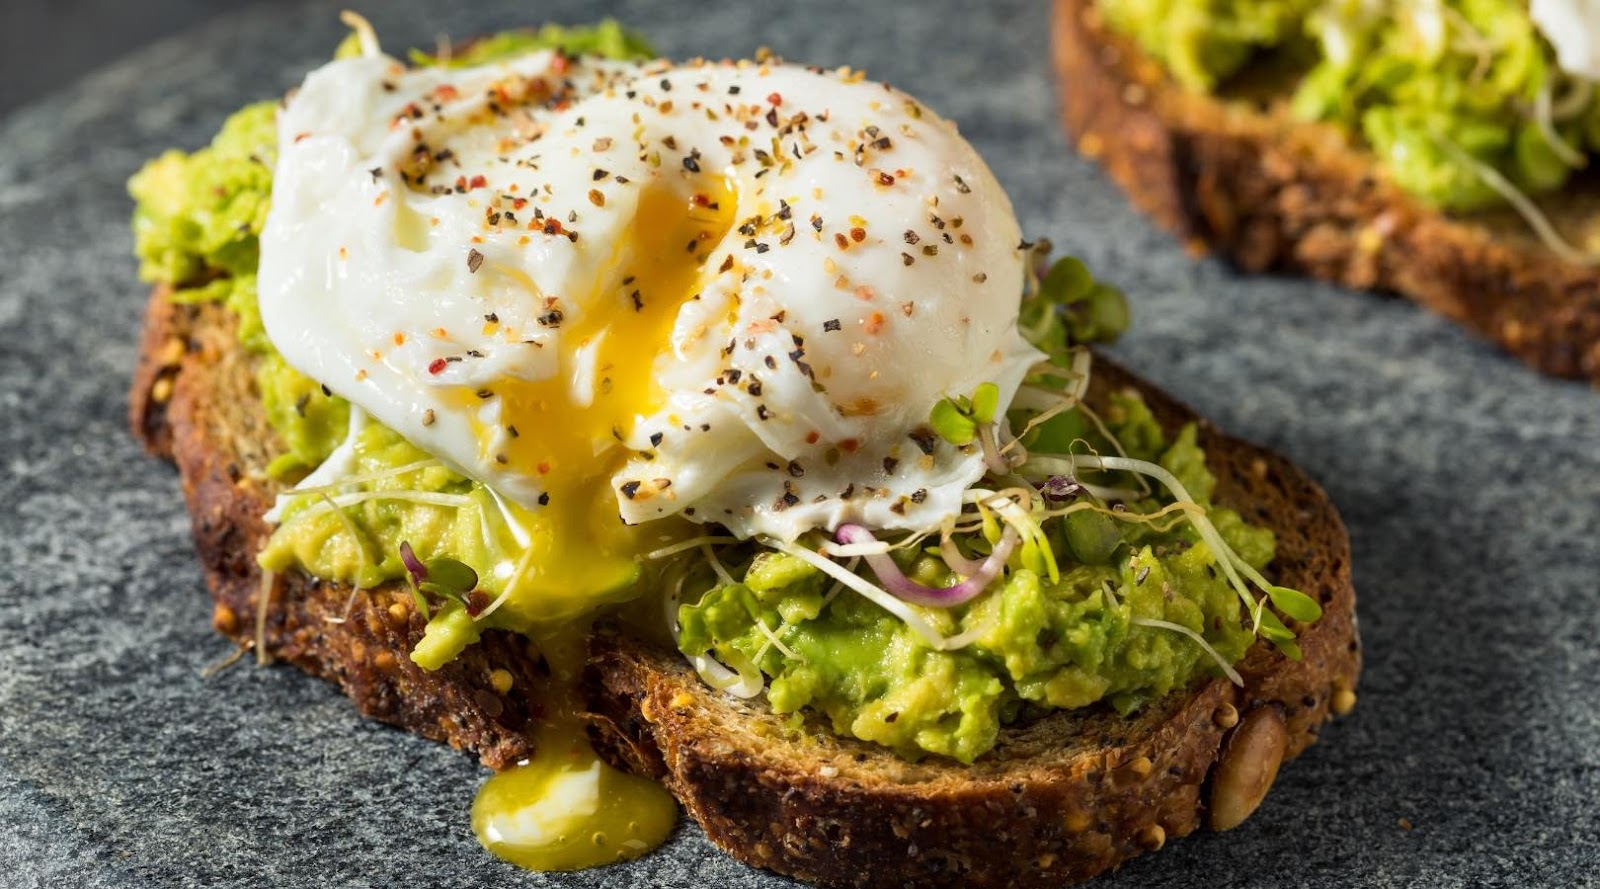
[1057,0,1600,384]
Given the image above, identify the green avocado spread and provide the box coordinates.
[676,395,1272,763]
[1098,0,1600,212]
[131,21,1311,763]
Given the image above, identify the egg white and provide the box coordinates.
[259,48,1042,543]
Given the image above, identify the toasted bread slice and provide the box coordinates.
[1053,0,1600,384]
[132,280,1359,886]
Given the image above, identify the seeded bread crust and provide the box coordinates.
[132,279,1360,886]
[1053,0,1600,384]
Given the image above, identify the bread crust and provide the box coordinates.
[1053,0,1600,384]
[582,361,1360,888]
[133,279,1360,885]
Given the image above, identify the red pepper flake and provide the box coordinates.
[805,430,821,444]
[428,358,448,375]
[433,84,460,102]
[834,232,850,250]
[864,311,885,334]
[550,53,570,75]
[467,174,488,190]
[850,227,866,243]
[767,91,783,105]
[589,189,606,207]
[839,438,860,453]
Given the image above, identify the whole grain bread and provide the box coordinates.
[1053,0,1600,384]
[131,279,1360,886]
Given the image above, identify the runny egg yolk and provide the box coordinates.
[458,175,737,628]
[471,631,678,871]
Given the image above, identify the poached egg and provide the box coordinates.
[259,45,1041,606]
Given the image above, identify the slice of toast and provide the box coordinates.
[1053,0,1600,384]
[132,280,1360,886]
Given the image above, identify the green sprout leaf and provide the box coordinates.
[1063,508,1120,566]
[1040,256,1094,304]
[1257,608,1295,640]
[930,397,977,445]
[1083,283,1130,342]
[1256,609,1303,660]
[1025,255,1131,348]
[1267,585,1323,622]
[970,382,1000,425]
[421,557,478,597]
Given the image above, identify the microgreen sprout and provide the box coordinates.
[931,382,1016,475]
[1020,255,1131,347]
[398,540,482,619]
[834,522,1018,608]
[929,382,1000,446]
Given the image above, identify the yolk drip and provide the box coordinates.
[462,176,736,628]
[471,632,677,871]
[465,178,734,872]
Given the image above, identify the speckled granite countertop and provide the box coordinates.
[1,1,1596,886]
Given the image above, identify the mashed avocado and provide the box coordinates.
[676,393,1273,763]
[1098,0,1598,210]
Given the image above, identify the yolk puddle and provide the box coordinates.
[472,631,677,871]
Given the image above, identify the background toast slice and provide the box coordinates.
[132,281,1359,886]
[1053,0,1600,385]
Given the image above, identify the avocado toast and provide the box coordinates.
[1055,0,1600,383]
[128,18,1360,887]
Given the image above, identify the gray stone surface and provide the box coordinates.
[0,0,1596,886]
